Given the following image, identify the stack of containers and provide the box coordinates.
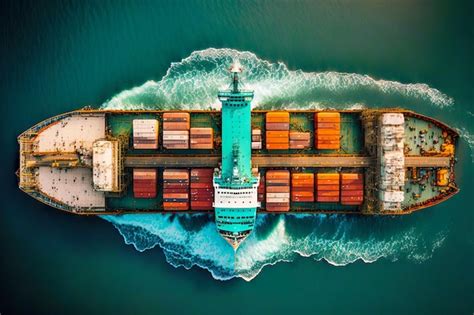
[190,168,214,210]
[133,168,157,198]
[266,112,289,150]
[257,173,265,203]
[163,112,190,149]
[163,169,189,210]
[252,129,262,150]
[341,173,364,205]
[289,131,311,149]
[291,173,314,202]
[190,128,213,149]
[316,173,340,203]
[266,170,290,211]
[251,167,265,203]
[315,112,341,149]
[133,119,159,149]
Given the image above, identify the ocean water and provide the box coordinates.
[1,1,473,314]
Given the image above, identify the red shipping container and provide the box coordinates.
[317,196,339,202]
[341,190,364,197]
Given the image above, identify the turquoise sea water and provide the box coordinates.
[1,1,473,314]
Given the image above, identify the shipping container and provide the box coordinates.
[163,112,190,122]
[316,173,340,202]
[190,128,213,149]
[266,112,290,124]
[133,119,159,150]
[289,132,311,140]
[133,168,157,198]
[258,174,265,202]
[163,113,190,149]
[163,169,189,210]
[315,112,341,149]
[190,168,214,210]
[340,173,364,205]
[163,122,190,130]
[266,170,290,211]
[266,123,290,130]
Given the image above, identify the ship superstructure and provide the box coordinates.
[213,62,260,249]
[17,63,460,249]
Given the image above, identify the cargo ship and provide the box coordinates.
[17,63,459,248]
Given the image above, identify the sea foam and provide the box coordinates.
[102,213,447,281]
[102,48,454,110]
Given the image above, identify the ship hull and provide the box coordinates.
[18,108,459,216]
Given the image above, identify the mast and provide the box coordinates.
[230,61,242,93]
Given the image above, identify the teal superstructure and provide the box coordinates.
[213,62,260,249]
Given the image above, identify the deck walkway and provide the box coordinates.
[124,155,450,168]
[26,153,451,168]
[124,155,371,168]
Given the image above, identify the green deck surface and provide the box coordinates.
[404,115,444,155]
[401,116,448,209]
[104,111,448,213]
[402,168,445,210]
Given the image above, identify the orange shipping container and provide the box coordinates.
[292,173,313,180]
[316,122,340,129]
[289,132,310,140]
[266,137,289,144]
[291,191,314,198]
[266,186,290,193]
[266,171,290,179]
[163,112,190,121]
[266,205,290,212]
[292,182,314,188]
[266,131,289,138]
[163,202,189,210]
[341,173,362,180]
[317,173,339,179]
[317,191,340,197]
[316,129,340,135]
[266,143,289,150]
[266,112,289,121]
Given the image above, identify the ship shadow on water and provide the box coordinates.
[174,213,213,232]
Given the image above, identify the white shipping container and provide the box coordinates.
[162,130,189,135]
[265,197,290,203]
[163,135,189,140]
[266,193,290,199]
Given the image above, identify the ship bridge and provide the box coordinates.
[213,62,260,249]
